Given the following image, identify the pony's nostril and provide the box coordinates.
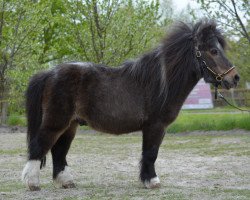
[234,74,240,82]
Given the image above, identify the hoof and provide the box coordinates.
[29,185,41,191]
[54,166,75,189]
[62,182,76,189]
[144,177,161,189]
[22,160,41,191]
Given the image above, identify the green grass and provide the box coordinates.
[199,188,250,200]
[167,112,250,133]
[182,106,250,113]
[161,134,250,157]
[6,110,250,133]
[0,182,24,192]
[0,148,25,155]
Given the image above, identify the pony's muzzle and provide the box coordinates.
[222,71,240,89]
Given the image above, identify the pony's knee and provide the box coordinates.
[54,166,75,188]
[22,160,41,191]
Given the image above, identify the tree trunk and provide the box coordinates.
[1,100,7,124]
[0,76,8,124]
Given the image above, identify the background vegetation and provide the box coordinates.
[0,0,249,125]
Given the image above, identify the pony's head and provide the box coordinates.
[194,20,240,89]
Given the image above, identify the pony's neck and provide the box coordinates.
[159,72,200,125]
[164,73,200,109]
[158,29,202,115]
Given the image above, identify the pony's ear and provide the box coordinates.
[194,20,226,49]
[197,23,216,43]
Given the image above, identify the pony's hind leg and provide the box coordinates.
[52,121,78,188]
[140,122,165,189]
[22,115,73,191]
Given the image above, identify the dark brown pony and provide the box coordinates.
[22,19,240,191]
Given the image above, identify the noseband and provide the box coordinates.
[195,48,235,82]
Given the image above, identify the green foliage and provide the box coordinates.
[7,114,26,126]
[65,0,165,65]
[196,0,250,40]
[0,0,52,115]
[227,38,250,85]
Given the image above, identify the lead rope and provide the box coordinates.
[214,85,250,113]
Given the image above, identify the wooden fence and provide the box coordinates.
[211,88,250,107]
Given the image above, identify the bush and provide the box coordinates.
[7,115,26,126]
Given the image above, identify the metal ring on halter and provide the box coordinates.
[215,75,223,82]
[196,51,201,57]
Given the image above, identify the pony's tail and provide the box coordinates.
[26,71,51,169]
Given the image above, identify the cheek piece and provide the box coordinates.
[195,50,235,82]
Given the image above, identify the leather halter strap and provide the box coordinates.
[196,49,235,82]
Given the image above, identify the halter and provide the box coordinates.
[195,46,250,112]
[195,49,235,82]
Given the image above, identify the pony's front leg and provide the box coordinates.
[140,122,165,189]
[22,160,41,191]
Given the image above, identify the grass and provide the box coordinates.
[181,106,250,113]
[1,131,250,199]
[0,148,25,155]
[6,109,250,133]
[167,112,250,133]
[162,133,250,157]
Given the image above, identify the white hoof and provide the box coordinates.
[21,160,41,191]
[144,176,161,189]
[54,166,75,188]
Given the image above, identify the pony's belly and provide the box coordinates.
[87,116,142,134]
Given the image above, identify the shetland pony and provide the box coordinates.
[22,19,239,190]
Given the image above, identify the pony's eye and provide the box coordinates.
[210,48,218,55]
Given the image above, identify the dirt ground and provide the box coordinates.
[0,128,250,200]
